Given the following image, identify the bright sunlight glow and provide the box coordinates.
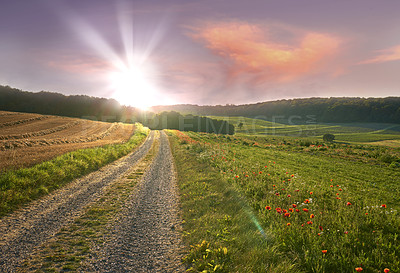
[55,0,176,109]
[109,63,158,110]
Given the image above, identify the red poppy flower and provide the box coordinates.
[276,208,282,213]
[287,194,291,198]
[330,185,334,188]
[275,193,280,196]
[282,209,288,213]
[322,250,327,254]
[347,202,352,206]
[284,213,290,217]
[310,214,315,218]
[287,223,291,226]
[295,189,300,192]
[309,192,313,195]
[336,197,341,200]
[381,204,387,208]
[344,231,348,234]
[265,206,271,210]
[259,171,262,174]
[295,209,300,212]
[289,208,294,212]
[291,174,294,177]
[292,204,297,208]
[304,199,310,204]
[384,268,390,273]
[319,226,323,231]
[355,267,363,272]
[303,208,309,212]
[307,221,313,225]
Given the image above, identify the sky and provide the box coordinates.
[1,0,400,108]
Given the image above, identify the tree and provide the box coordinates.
[323,133,335,142]
[238,122,244,129]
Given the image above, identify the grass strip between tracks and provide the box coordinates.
[0,123,149,217]
[21,131,160,272]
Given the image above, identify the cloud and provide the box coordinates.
[188,21,341,84]
[358,45,400,65]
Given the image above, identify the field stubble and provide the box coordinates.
[0,111,135,171]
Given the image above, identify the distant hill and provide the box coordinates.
[151,97,400,124]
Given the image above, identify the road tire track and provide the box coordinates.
[88,131,185,272]
[0,131,155,272]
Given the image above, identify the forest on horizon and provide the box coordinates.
[1,85,400,124]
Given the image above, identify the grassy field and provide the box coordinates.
[0,123,149,217]
[168,128,399,273]
[207,116,400,146]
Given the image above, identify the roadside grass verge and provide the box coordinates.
[21,131,159,271]
[167,130,301,273]
[169,130,399,273]
[0,123,149,217]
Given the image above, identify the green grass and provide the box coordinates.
[167,130,300,272]
[0,123,149,217]
[208,116,400,144]
[169,130,399,273]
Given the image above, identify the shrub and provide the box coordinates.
[323,133,335,142]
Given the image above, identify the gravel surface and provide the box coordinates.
[87,131,185,273]
[0,131,155,272]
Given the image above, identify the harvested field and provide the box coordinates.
[0,111,135,171]
[0,117,76,138]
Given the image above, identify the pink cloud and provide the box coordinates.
[358,45,400,65]
[188,21,341,83]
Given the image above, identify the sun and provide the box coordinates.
[56,0,176,108]
[109,64,157,110]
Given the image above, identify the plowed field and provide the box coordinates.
[0,111,135,171]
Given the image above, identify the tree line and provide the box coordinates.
[152,97,400,124]
[0,85,234,134]
[144,111,234,134]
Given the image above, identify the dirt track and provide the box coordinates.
[0,132,155,271]
[0,131,184,272]
[87,131,184,272]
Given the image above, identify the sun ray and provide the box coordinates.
[49,0,175,108]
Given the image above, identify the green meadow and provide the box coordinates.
[168,119,400,273]
[207,116,400,145]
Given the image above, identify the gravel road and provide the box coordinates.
[0,131,155,272]
[87,131,185,272]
